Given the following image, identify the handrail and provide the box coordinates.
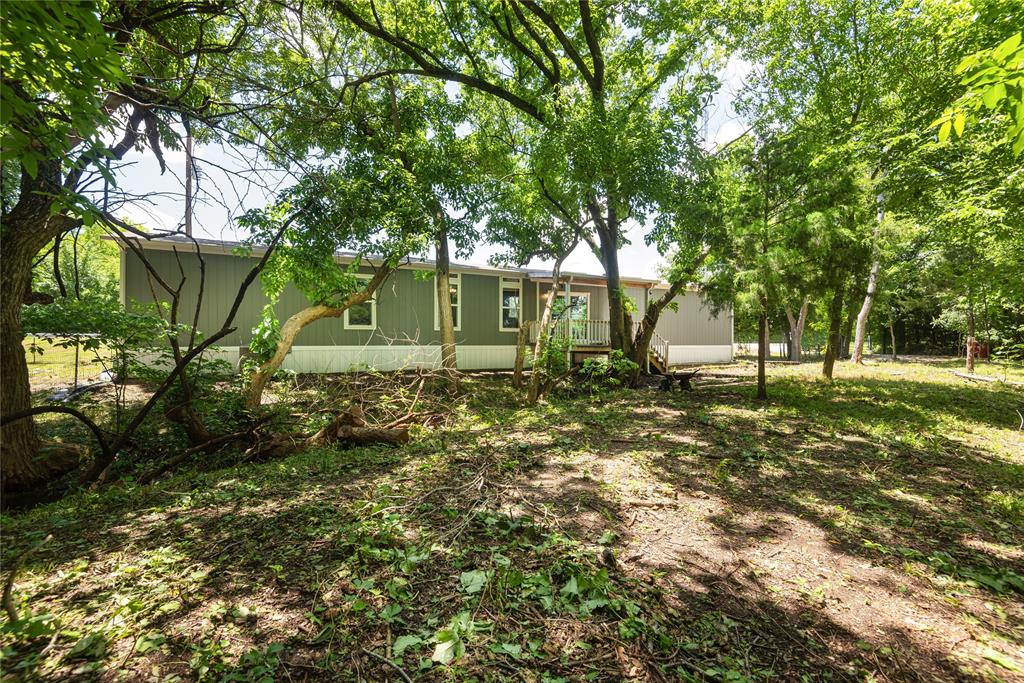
[528,319,671,364]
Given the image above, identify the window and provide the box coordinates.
[433,273,461,331]
[344,274,376,330]
[500,277,522,331]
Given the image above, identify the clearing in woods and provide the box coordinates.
[3,359,1022,681]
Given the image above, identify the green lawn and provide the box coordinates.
[2,359,1022,681]
[23,336,110,391]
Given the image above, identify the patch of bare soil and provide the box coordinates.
[504,381,1024,682]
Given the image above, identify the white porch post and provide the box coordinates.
[566,277,573,364]
[644,285,651,373]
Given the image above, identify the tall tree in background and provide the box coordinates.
[330,0,724,359]
[716,133,816,398]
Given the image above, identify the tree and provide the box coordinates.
[243,161,433,406]
[715,132,818,398]
[1,0,257,489]
[481,128,588,402]
[329,0,723,360]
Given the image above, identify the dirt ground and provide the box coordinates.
[505,359,1024,681]
[3,357,1022,681]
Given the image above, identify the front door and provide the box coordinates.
[552,293,590,343]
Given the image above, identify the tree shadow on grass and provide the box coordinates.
[511,365,1024,681]
[3,369,1022,681]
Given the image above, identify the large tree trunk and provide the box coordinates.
[785,297,809,362]
[589,201,626,354]
[434,225,458,378]
[852,192,884,364]
[757,305,768,400]
[1,165,79,489]
[822,288,845,379]
[247,266,394,407]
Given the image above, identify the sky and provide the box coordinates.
[110,58,752,280]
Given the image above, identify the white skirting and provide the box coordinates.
[666,344,733,365]
[279,345,521,373]
[136,346,241,370]
[140,344,732,373]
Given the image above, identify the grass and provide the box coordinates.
[2,358,1022,681]
[23,336,110,390]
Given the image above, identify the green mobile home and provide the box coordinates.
[118,237,733,372]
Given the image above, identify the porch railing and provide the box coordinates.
[525,318,671,367]
[527,318,610,346]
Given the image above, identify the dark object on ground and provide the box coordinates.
[660,369,701,391]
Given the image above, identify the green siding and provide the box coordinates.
[123,248,531,348]
[654,291,733,346]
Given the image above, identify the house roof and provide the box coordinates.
[112,233,670,288]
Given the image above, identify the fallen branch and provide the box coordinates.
[137,428,257,485]
[382,376,426,429]
[245,406,411,461]
[362,648,413,683]
[953,371,1024,387]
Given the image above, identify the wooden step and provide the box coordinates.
[649,352,666,374]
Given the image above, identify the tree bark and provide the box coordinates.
[0,164,79,489]
[247,266,394,407]
[589,201,626,354]
[852,192,884,364]
[888,309,898,361]
[839,307,856,360]
[784,297,809,362]
[757,304,768,400]
[528,260,566,404]
[434,223,458,378]
[822,288,845,379]
[513,323,528,389]
[965,292,976,374]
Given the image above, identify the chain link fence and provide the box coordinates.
[24,335,110,392]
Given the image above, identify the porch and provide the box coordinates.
[525,319,672,373]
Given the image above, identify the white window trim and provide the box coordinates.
[568,291,591,319]
[536,288,591,320]
[499,276,523,332]
[433,272,462,332]
[343,274,377,330]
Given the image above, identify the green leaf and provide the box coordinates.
[982,82,1006,109]
[560,576,580,596]
[490,642,523,658]
[955,54,977,74]
[938,120,952,143]
[459,570,489,594]
[378,603,402,621]
[21,153,37,178]
[992,32,1022,62]
[953,112,965,137]
[392,635,423,657]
